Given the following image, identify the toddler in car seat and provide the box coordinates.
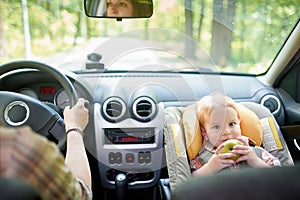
[190,93,280,177]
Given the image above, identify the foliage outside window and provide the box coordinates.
[0,0,298,74]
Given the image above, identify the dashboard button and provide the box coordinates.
[138,152,145,164]
[125,153,135,163]
[144,151,151,164]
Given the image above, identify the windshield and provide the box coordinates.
[1,0,299,74]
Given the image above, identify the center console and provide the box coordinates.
[94,102,165,189]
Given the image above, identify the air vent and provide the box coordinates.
[102,97,126,122]
[132,97,157,122]
[260,94,281,115]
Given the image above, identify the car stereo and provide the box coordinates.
[104,128,155,144]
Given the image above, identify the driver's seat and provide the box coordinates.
[0,178,41,200]
[163,101,294,191]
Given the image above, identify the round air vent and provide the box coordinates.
[260,94,281,115]
[102,97,126,122]
[132,96,157,122]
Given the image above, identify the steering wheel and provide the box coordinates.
[0,60,78,150]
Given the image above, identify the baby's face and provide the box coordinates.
[204,107,241,147]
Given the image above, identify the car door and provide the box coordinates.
[276,50,300,161]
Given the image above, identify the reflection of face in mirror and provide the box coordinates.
[106,0,134,17]
[85,0,153,18]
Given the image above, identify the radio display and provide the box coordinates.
[104,128,155,144]
[121,137,139,142]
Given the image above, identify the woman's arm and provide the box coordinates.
[63,98,91,188]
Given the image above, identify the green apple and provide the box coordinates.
[220,139,243,161]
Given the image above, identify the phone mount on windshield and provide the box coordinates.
[86,53,105,70]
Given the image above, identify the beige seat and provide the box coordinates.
[163,101,294,191]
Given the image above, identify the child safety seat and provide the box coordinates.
[163,102,294,191]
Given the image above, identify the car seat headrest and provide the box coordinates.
[182,102,262,160]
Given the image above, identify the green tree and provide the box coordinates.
[184,0,195,58]
[0,1,6,58]
[210,0,236,67]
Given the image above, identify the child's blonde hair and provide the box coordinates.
[196,93,240,128]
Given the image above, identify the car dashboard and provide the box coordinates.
[0,67,289,195]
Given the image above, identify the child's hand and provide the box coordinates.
[231,142,269,167]
[206,143,236,173]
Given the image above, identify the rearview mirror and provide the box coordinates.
[84,0,153,20]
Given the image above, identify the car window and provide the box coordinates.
[1,0,299,74]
